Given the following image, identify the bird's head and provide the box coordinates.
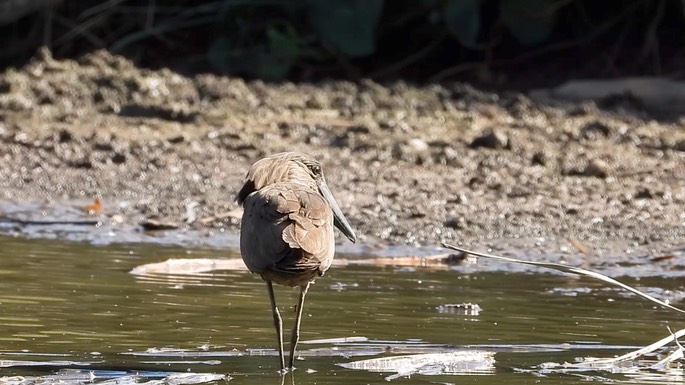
[237,152,357,243]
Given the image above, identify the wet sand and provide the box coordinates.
[0,49,684,274]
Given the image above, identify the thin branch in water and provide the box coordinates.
[649,327,685,370]
[441,242,685,315]
[575,328,685,367]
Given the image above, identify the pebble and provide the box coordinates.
[583,158,610,178]
[470,130,510,149]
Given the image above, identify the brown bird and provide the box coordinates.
[237,152,356,371]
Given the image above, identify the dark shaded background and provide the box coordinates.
[2,0,685,87]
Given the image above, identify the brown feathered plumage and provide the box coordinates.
[240,183,335,286]
[237,152,356,371]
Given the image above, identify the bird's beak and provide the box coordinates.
[318,180,357,243]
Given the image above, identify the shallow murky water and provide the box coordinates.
[0,235,683,384]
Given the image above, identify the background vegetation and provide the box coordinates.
[2,0,685,85]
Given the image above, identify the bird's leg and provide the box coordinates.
[266,280,286,372]
[288,282,310,369]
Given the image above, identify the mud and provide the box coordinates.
[0,49,684,270]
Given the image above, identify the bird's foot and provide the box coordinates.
[277,366,295,375]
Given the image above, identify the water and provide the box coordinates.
[0,235,683,384]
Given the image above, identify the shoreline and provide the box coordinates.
[0,50,683,276]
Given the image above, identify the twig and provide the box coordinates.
[616,163,681,178]
[0,216,100,226]
[52,12,107,47]
[430,61,483,82]
[198,209,242,225]
[441,242,685,315]
[369,33,446,79]
[317,38,360,79]
[110,15,220,53]
[79,0,126,20]
[649,327,685,369]
[432,2,642,82]
[145,0,156,30]
[641,0,666,74]
[576,328,685,367]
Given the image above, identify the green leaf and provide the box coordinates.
[207,36,295,81]
[499,0,557,45]
[307,0,383,57]
[207,36,233,72]
[444,0,480,46]
[267,26,300,58]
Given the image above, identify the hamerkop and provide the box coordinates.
[237,152,356,371]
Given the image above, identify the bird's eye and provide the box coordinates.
[310,164,322,175]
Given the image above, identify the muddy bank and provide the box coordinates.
[0,49,684,270]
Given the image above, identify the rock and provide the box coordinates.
[57,129,73,143]
[470,130,510,149]
[634,188,653,199]
[141,218,180,231]
[581,121,611,139]
[392,138,431,164]
[444,217,465,229]
[531,152,547,166]
[110,214,124,224]
[111,153,126,164]
[168,135,185,144]
[583,158,610,178]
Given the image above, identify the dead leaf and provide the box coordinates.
[82,198,103,214]
[567,236,593,257]
[650,254,675,263]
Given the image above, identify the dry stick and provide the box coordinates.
[0,216,100,226]
[575,328,685,367]
[444,242,685,371]
[369,33,447,79]
[198,210,242,225]
[318,38,360,79]
[52,12,107,47]
[649,327,685,370]
[111,15,219,53]
[441,242,685,316]
[80,0,126,19]
[641,0,667,73]
[616,163,682,178]
[431,2,641,82]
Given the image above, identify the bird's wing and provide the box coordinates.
[281,187,333,258]
[240,183,334,275]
